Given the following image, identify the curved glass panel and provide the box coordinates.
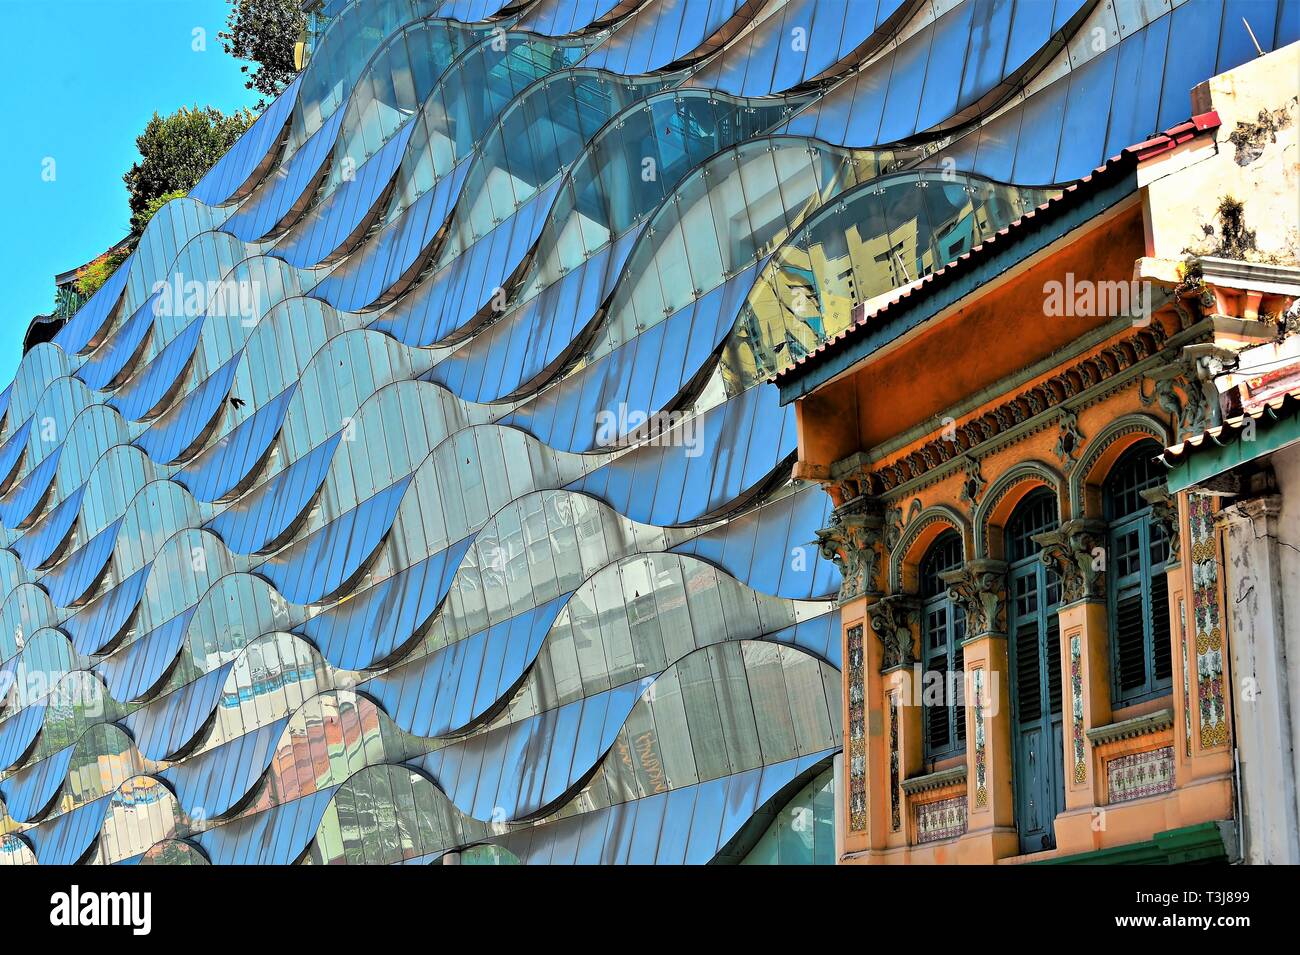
[5,0,1285,868]
[733,764,834,864]
[386,33,592,224]
[321,18,486,197]
[579,0,757,74]
[438,70,672,267]
[720,169,1051,385]
[290,0,444,152]
[580,137,900,371]
[780,0,1095,146]
[685,0,915,97]
[519,90,805,303]
[516,0,641,36]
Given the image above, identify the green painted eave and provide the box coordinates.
[1031,822,1231,865]
[776,165,1141,405]
[1165,406,1300,493]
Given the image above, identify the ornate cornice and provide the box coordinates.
[867,595,920,672]
[816,495,886,601]
[835,322,1170,497]
[1086,708,1175,745]
[1219,494,1284,525]
[901,765,968,796]
[941,559,1009,639]
[1033,518,1108,604]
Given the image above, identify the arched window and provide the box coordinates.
[1105,441,1172,705]
[1006,487,1065,852]
[920,530,965,762]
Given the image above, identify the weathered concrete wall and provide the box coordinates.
[1222,441,1300,863]
[1144,40,1300,267]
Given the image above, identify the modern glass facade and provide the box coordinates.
[0,0,1294,865]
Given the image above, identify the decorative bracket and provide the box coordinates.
[941,559,1009,639]
[1032,518,1108,604]
[1141,353,1221,439]
[958,456,987,508]
[867,595,920,672]
[816,495,886,601]
[1139,484,1181,564]
[1054,411,1084,473]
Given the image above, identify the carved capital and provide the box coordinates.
[1033,519,1107,604]
[1233,493,1283,522]
[1139,484,1181,563]
[867,595,920,672]
[816,496,886,601]
[1218,493,1284,530]
[941,559,1009,639]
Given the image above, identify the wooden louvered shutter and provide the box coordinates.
[1114,587,1147,694]
[926,697,950,753]
[1015,620,1041,725]
[954,641,966,744]
[1151,570,1172,683]
[1046,614,1062,716]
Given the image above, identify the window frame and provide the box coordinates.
[1006,487,1064,726]
[919,530,966,763]
[1104,441,1173,706]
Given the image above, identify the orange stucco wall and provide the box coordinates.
[804,204,1235,865]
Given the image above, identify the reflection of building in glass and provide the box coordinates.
[1,0,1296,865]
[296,1,342,69]
[776,41,1300,865]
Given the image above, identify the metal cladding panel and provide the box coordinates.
[2,0,1293,865]
[220,108,347,243]
[191,75,302,206]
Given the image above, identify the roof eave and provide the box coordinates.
[776,160,1143,405]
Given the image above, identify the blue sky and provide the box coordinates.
[0,0,260,386]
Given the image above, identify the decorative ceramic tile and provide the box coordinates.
[889,691,900,831]
[1107,746,1175,803]
[1188,494,1227,749]
[1070,634,1085,784]
[1180,596,1192,758]
[914,795,967,844]
[973,668,987,809]
[848,625,867,831]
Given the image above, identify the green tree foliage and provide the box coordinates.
[122,107,254,234]
[139,189,190,231]
[74,246,132,299]
[219,0,307,109]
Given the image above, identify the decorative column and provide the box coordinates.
[1033,519,1110,833]
[866,594,920,852]
[816,495,887,859]
[943,559,1017,859]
